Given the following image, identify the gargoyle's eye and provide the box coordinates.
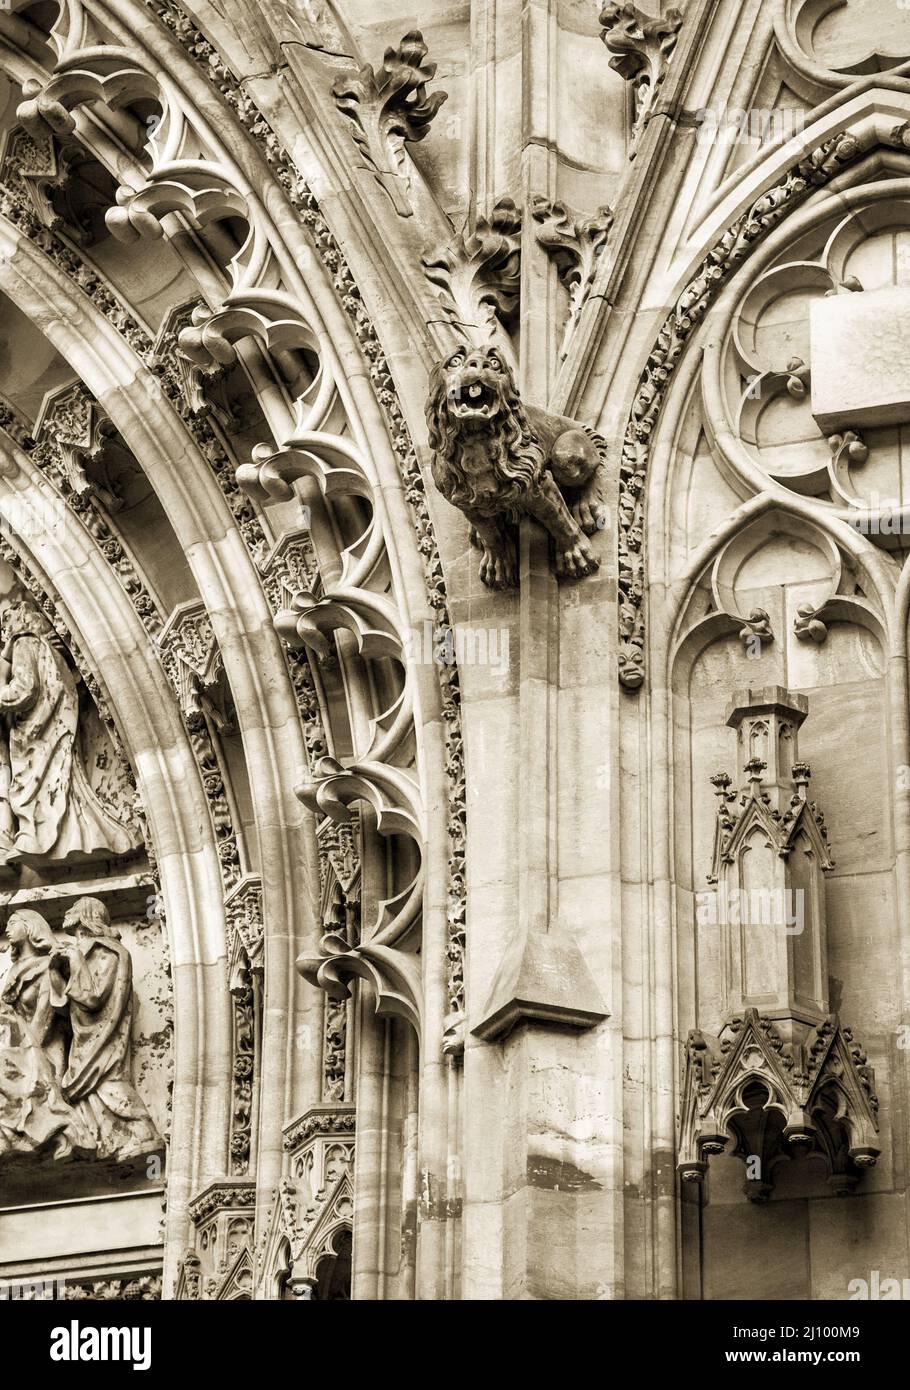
[487,355,502,372]
[448,352,465,368]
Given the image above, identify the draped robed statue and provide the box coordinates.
[0,898,161,1164]
[0,596,138,864]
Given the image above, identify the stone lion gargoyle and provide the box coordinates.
[425,344,608,588]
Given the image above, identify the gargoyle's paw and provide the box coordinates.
[572,498,608,535]
[469,526,483,551]
[480,548,517,589]
[555,537,599,580]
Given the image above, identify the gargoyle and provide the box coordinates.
[425,345,607,588]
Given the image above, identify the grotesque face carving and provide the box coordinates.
[435,345,510,428]
[425,344,544,515]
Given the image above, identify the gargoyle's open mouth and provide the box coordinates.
[448,379,500,420]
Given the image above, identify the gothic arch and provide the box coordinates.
[0,0,466,1300]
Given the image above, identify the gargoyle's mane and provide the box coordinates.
[426,351,545,513]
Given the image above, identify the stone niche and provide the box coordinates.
[678,688,880,1204]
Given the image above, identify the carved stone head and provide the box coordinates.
[425,344,544,514]
[63,895,114,939]
[5,908,56,956]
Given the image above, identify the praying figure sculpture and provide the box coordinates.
[0,899,161,1165]
[0,597,138,865]
[55,897,160,1161]
[0,909,95,1159]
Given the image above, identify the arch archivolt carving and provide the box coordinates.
[0,0,464,1297]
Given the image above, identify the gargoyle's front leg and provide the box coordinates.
[464,510,518,590]
[525,474,599,580]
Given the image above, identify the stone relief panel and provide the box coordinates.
[0,897,165,1174]
[0,562,170,1207]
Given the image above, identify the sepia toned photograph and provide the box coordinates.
[0,0,905,1366]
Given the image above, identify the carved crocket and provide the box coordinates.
[425,345,608,588]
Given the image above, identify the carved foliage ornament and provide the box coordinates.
[296,759,424,1034]
[64,1276,161,1301]
[423,198,522,341]
[599,2,684,140]
[151,0,466,1030]
[333,30,447,217]
[531,198,614,355]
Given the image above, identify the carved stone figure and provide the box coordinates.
[0,900,160,1165]
[0,598,137,864]
[425,345,607,587]
[54,897,161,1162]
[0,910,94,1160]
